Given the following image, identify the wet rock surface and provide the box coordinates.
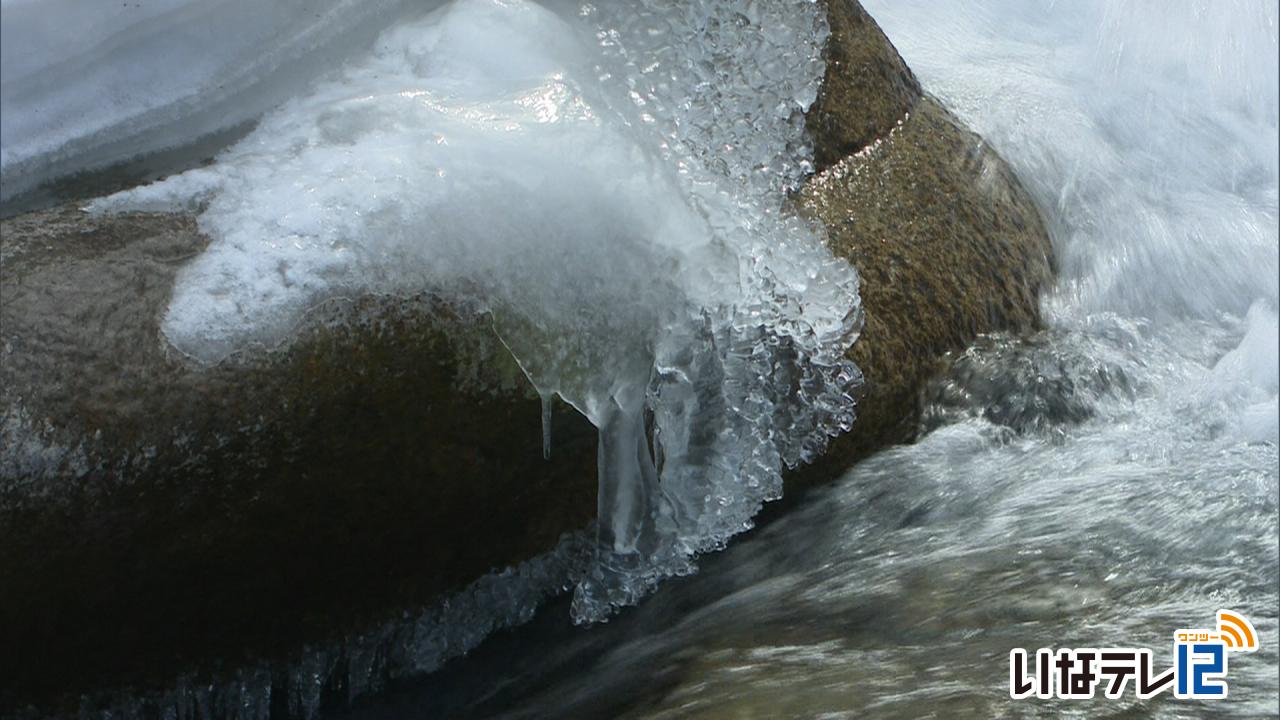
[1,208,599,709]
[793,96,1054,484]
[808,0,922,173]
[0,0,1053,712]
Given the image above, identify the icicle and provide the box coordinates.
[570,391,669,624]
[540,392,553,460]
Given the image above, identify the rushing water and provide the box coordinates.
[3,0,1277,716]
[348,321,1278,719]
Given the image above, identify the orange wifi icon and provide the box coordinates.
[1217,610,1259,652]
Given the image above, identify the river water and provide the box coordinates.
[341,0,1280,717]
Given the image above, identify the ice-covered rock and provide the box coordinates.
[41,0,866,623]
[0,0,1056,712]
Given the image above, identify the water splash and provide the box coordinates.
[863,0,1279,323]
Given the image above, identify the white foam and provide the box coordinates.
[1208,302,1280,444]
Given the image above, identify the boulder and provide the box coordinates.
[0,207,600,706]
[0,0,1053,710]
[793,99,1053,482]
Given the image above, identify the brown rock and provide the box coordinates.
[794,98,1054,481]
[1,207,599,708]
[808,0,922,173]
[789,1,1053,486]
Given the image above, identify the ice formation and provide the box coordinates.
[88,0,862,622]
